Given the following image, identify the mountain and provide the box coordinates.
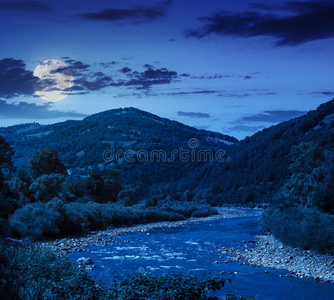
[2,100,334,205]
[203,99,334,204]
[0,107,238,201]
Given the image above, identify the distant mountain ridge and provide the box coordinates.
[0,107,238,200]
[2,100,334,205]
[0,107,237,168]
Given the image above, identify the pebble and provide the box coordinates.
[230,234,334,283]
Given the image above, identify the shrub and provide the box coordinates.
[191,206,218,218]
[260,205,334,254]
[64,202,105,234]
[0,242,102,299]
[29,173,65,202]
[9,200,64,240]
[107,272,233,300]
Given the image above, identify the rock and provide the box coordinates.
[77,257,93,265]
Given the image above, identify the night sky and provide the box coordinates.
[0,0,334,139]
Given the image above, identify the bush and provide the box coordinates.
[29,173,65,202]
[0,242,102,299]
[8,199,219,240]
[191,206,218,218]
[9,200,65,240]
[0,218,10,236]
[64,202,105,234]
[260,205,334,254]
[107,272,232,300]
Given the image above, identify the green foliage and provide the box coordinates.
[0,242,103,299]
[108,272,231,300]
[8,166,33,201]
[289,142,324,174]
[7,200,218,240]
[29,173,65,202]
[9,200,65,240]
[29,148,67,178]
[0,192,15,219]
[260,206,334,254]
[64,202,106,234]
[0,134,14,172]
[86,169,122,203]
[261,141,334,254]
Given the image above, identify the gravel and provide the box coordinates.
[229,234,334,283]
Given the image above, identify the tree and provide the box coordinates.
[30,148,67,178]
[86,169,122,203]
[0,135,14,172]
[29,173,65,202]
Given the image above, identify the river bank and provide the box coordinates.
[38,207,260,254]
[230,234,334,283]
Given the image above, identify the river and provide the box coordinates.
[68,211,334,299]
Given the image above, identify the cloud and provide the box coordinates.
[0,58,38,98]
[79,1,171,23]
[187,1,334,46]
[177,111,211,118]
[153,88,275,98]
[166,90,221,96]
[119,67,132,73]
[223,125,265,132]
[236,110,307,124]
[57,59,179,92]
[0,1,51,11]
[114,65,178,90]
[194,125,210,130]
[0,100,87,119]
[311,91,334,96]
[190,74,233,80]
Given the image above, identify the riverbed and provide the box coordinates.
[65,210,334,299]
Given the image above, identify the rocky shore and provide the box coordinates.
[38,207,260,254]
[230,234,334,283]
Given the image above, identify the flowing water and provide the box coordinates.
[69,211,334,299]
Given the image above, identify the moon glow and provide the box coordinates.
[33,59,73,102]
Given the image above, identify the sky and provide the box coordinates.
[0,0,334,140]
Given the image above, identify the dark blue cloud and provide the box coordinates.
[0,58,37,98]
[0,100,87,119]
[79,1,171,23]
[177,111,211,118]
[187,1,334,46]
[114,65,178,90]
[223,125,265,132]
[312,91,334,96]
[236,110,307,123]
[0,1,51,11]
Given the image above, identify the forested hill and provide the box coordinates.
[0,107,237,201]
[0,107,237,169]
[204,99,334,204]
[1,100,334,205]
